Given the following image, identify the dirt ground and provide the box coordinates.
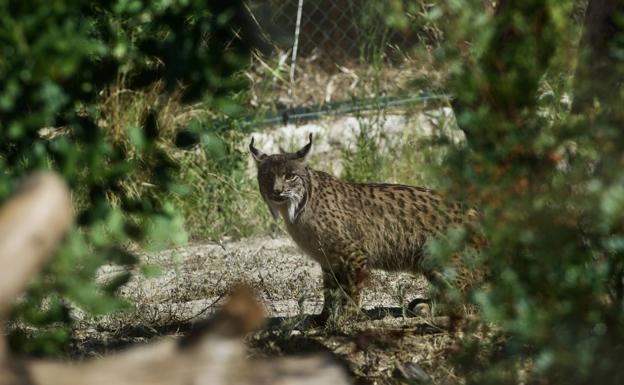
[73,235,463,384]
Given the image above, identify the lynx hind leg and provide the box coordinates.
[414,252,479,327]
[318,253,370,322]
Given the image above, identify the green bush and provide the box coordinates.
[409,0,624,383]
[0,0,254,355]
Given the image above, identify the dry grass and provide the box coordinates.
[95,80,201,205]
[97,80,207,146]
[245,50,446,111]
[76,235,471,384]
[249,320,465,385]
[94,79,271,241]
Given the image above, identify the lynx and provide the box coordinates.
[250,134,475,321]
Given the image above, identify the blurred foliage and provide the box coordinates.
[0,0,255,355]
[393,0,624,383]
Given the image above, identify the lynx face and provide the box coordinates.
[249,135,312,223]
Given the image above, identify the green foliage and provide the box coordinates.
[0,0,253,355]
[341,113,386,183]
[341,109,451,188]
[416,0,624,383]
[170,131,274,240]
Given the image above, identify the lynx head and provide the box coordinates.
[249,134,313,223]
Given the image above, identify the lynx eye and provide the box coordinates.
[285,173,298,182]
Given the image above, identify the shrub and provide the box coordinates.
[414,0,624,383]
[0,0,254,355]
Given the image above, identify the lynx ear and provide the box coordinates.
[293,133,313,161]
[249,137,267,162]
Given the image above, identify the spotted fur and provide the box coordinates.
[250,134,475,319]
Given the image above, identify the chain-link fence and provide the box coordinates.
[247,0,418,66]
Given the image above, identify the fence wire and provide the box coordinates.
[247,0,416,66]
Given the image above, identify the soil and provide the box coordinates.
[73,235,462,384]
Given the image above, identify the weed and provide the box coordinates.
[341,112,386,183]
[340,106,453,188]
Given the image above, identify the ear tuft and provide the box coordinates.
[249,137,267,162]
[294,133,313,160]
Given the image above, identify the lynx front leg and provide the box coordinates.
[315,267,343,324]
[317,254,370,324]
[348,253,371,301]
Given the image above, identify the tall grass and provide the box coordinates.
[169,132,273,241]
[341,106,455,189]
[97,80,272,242]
